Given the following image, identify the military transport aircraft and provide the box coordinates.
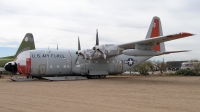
[0,33,35,72]
[4,16,194,81]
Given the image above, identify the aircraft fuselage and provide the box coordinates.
[13,49,150,77]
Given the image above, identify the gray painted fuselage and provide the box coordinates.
[28,49,150,77]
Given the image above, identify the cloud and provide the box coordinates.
[0,0,199,61]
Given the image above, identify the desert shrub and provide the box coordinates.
[175,69,199,76]
[165,72,175,76]
[133,62,149,76]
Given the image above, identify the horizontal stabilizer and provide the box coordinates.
[122,49,191,56]
[155,50,191,56]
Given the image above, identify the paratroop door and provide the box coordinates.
[116,60,123,73]
[39,65,46,75]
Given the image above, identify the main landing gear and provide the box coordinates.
[87,75,106,79]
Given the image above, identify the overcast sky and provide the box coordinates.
[0,0,199,61]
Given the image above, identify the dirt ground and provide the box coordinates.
[0,75,200,112]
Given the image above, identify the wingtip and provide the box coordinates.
[183,50,192,52]
[180,32,195,36]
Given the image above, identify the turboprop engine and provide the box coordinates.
[76,30,124,61]
[122,49,161,56]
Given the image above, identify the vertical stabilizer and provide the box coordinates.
[145,16,165,52]
[14,33,35,57]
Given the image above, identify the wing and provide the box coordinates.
[118,32,194,49]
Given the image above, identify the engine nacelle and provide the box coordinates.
[122,49,161,56]
[92,44,123,59]
[76,44,124,60]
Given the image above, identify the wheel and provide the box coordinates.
[98,75,106,78]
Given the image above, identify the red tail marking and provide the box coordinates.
[151,18,160,51]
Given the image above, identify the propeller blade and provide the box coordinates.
[96,29,99,45]
[78,36,81,50]
[75,56,79,63]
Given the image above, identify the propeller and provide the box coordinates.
[90,29,99,59]
[90,29,106,60]
[75,37,85,63]
[75,37,81,63]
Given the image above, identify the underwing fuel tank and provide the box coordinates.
[122,49,161,56]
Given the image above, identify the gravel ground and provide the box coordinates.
[0,75,200,112]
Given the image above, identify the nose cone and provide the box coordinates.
[4,61,17,73]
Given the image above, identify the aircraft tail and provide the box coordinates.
[145,16,165,52]
[14,33,35,57]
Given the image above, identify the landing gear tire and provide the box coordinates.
[92,75,97,79]
[87,75,106,79]
[26,76,32,79]
[87,75,92,79]
[87,75,97,79]
[98,75,106,78]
